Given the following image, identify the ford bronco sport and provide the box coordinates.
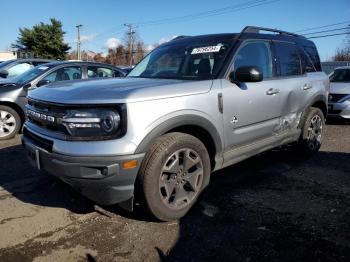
[22,26,329,221]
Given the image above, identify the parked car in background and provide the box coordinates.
[22,26,328,221]
[0,59,52,80]
[328,67,350,119]
[0,61,126,140]
[118,66,134,75]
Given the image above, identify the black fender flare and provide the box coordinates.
[135,114,223,155]
[298,94,328,129]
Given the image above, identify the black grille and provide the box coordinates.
[26,99,67,135]
[23,127,53,152]
[329,94,348,103]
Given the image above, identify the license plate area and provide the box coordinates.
[25,143,41,170]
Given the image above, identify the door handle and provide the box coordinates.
[266,88,280,95]
[303,84,313,90]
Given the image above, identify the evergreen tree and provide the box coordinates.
[13,18,70,60]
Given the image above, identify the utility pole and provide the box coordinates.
[76,24,83,60]
[124,24,136,66]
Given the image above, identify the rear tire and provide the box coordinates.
[137,132,211,221]
[297,107,325,154]
[0,105,21,140]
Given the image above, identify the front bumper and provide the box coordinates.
[328,100,350,119]
[22,128,145,206]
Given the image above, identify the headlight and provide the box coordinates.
[60,109,121,139]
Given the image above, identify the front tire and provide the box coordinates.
[137,132,211,221]
[297,107,325,154]
[0,105,21,140]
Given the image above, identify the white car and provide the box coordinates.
[328,67,350,119]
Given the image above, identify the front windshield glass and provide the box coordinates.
[128,40,232,80]
[12,65,51,84]
[330,69,350,83]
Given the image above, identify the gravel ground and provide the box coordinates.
[0,121,349,262]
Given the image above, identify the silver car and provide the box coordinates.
[328,67,350,119]
[22,26,329,221]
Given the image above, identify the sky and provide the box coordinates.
[1,0,349,61]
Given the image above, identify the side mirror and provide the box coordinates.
[230,66,263,83]
[0,70,9,78]
[23,83,32,89]
[36,79,51,87]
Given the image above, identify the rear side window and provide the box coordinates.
[275,42,302,77]
[300,48,316,73]
[303,46,322,72]
[113,70,124,77]
[87,66,114,78]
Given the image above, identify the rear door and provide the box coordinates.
[273,41,316,131]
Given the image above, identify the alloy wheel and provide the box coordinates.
[159,148,204,210]
[306,114,323,151]
[0,110,16,138]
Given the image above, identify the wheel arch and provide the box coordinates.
[135,114,223,171]
[298,94,327,130]
[0,101,25,128]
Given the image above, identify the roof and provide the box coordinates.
[163,27,313,47]
[40,60,123,69]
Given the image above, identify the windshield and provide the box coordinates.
[12,65,51,84]
[330,69,350,83]
[128,40,232,80]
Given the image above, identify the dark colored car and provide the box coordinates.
[0,61,126,140]
[0,59,53,80]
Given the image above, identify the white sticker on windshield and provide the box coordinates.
[38,66,49,70]
[191,45,221,55]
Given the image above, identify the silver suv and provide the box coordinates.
[22,27,329,221]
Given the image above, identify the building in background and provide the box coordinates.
[321,61,350,75]
[0,51,16,62]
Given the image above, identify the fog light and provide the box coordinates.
[122,160,138,170]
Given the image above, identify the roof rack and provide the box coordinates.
[241,26,305,38]
[172,35,190,41]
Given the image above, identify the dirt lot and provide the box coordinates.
[0,121,350,262]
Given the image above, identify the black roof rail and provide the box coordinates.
[241,26,305,38]
[172,35,190,41]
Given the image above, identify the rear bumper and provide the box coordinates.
[21,130,145,206]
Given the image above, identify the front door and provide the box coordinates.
[222,40,283,152]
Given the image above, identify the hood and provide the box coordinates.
[330,82,350,94]
[28,77,213,104]
[0,81,22,93]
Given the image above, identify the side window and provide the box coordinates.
[233,41,273,79]
[300,48,316,73]
[275,42,302,77]
[87,66,114,78]
[113,70,124,77]
[7,62,34,78]
[42,66,81,82]
[304,46,322,72]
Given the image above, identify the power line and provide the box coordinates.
[295,20,350,33]
[134,0,281,27]
[307,32,350,39]
[302,27,350,36]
